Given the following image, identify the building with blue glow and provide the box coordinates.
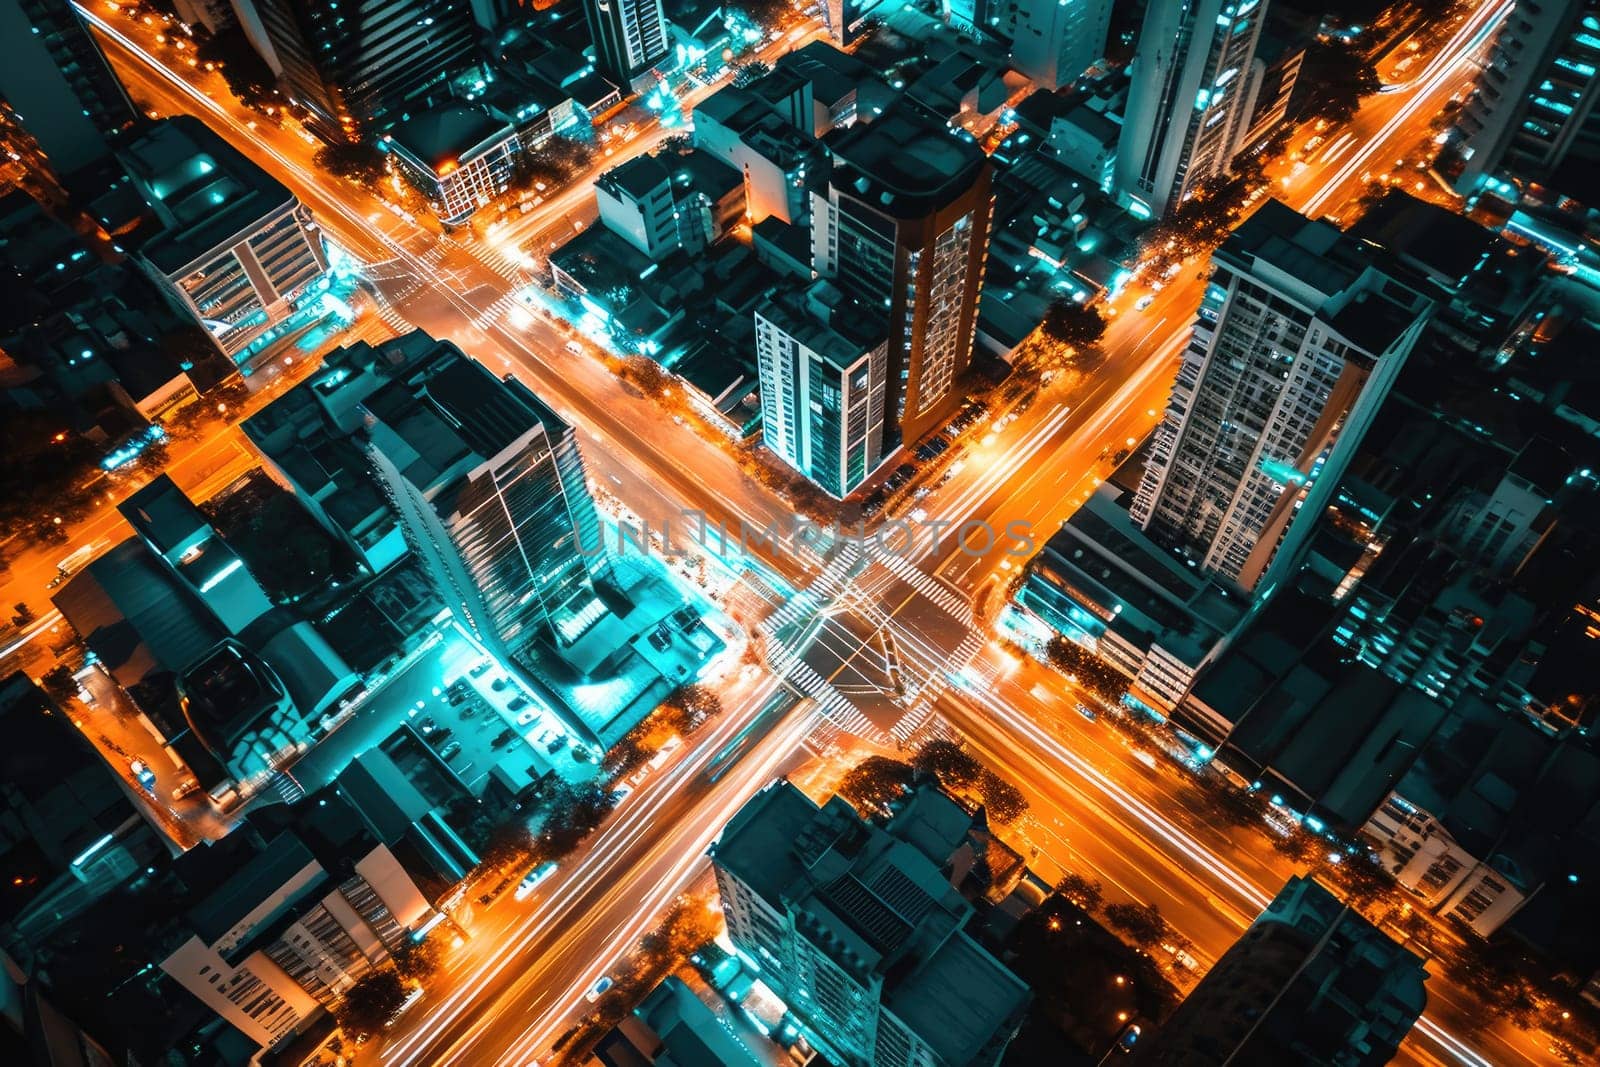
[1446,0,1600,192]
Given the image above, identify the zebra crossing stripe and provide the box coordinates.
[866,550,970,619]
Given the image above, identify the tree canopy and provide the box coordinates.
[1104,901,1169,949]
[336,969,408,1040]
[913,738,982,792]
[1040,297,1108,348]
[838,756,915,815]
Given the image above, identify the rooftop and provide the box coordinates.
[828,100,987,218]
[387,104,515,171]
[121,116,298,275]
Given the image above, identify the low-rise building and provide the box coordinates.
[711,779,1030,1067]
[1015,482,1245,715]
[693,85,826,224]
[595,148,743,260]
[387,104,523,224]
[116,117,329,369]
[1131,875,1427,1065]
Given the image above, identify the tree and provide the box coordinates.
[391,937,443,981]
[315,142,387,186]
[664,683,723,732]
[194,26,279,112]
[536,783,616,861]
[1054,872,1103,913]
[478,820,536,871]
[40,666,78,704]
[978,770,1029,824]
[731,61,771,87]
[1044,636,1129,703]
[839,756,915,815]
[336,969,408,1040]
[1104,901,1169,949]
[1040,297,1107,348]
[913,738,982,792]
[518,135,594,189]
[1297,41,1382,125]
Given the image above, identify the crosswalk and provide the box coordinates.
[890,629,986,745]
[766,636,880,740]
[864,548,972,620]
[445,236,525,282]
[471,292,523,331]
[377,304,412,333]
[759,544,861,637]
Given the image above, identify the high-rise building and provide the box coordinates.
[238,0,480,141]
[1007,0,1113,91]
[117,116,330,367]
[0,0,138,185]
[755,283,889,498]
[711,780,1030,1067]
[1131,875,1427,1065]
[581,0,670,90]
[244,330,653,748]
[1446,0,1600,192]
[1114,0,1266,219]
[813,101,992,448]
[1131,200,1432,593]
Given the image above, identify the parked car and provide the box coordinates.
[514,861,558,900]
[507,694,530,713]
[171,777,201,802]
[516,708,539,726]
[427,727,454,747]
[492,727,517,748]
[438,740,463,760]
[491,676,510,691]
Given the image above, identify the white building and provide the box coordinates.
[1132,200,1432,593]
[161,833,434,1049]
[754,284,888,498]
[1114,0,1266,218]
[1007,0,1113,91]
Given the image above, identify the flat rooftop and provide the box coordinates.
[122,116,297,275]
[828,100,987,218]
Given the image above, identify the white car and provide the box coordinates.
[516,708,539,726]
[585,976,614,1003]
[514,861,558,901]
[1135,294,1156,311]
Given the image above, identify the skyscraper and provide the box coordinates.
[1007,0,1113,91]
[755,283,889,498]
[239,0,480,141]
[1446,0,1600,192]
[813,101,992,448]
[1131,875,1427,1065]
[0,0,138,184]
[1115,0,1266,219]
[581,0,670,90]
[1131,200,1432,592]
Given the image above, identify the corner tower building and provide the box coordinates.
[813,102,992,448]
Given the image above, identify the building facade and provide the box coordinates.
[121,117,330,366]
[387,104,523,224]
[754,285,889,497]
[1447,0,1600,191]
[582,0,670,90]
[1115,0,1266,219]
[1006,0,1112,91]
[813,102,992,448]
[0,0,139,184]
[239,0,481,140]
[1131,201,1432,593]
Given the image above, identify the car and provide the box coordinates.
[171,777,201,802]
[491,676,510,691]
[469,660,494,678]
[507,694,530,713]
[1114,1023,1142,1054]
[438,740,463,760]
[647,629,671,652]
[565,340,585,356]
[514,861,559,900]
[427,727,454,746]
[418,716,439,734]
[610,783,633,803]
[129,760,157,792]
[446,688,471,706]
[1135,294,1156,311]
[546,735,566,754]
[585,976,614,1003]
[492,728,517,748]
[516,708,539,726]
[1075,703,1097,722]
[1132,749,1158,770]
[460,703,478,719]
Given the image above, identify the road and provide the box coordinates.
[53,2,1559,1065]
